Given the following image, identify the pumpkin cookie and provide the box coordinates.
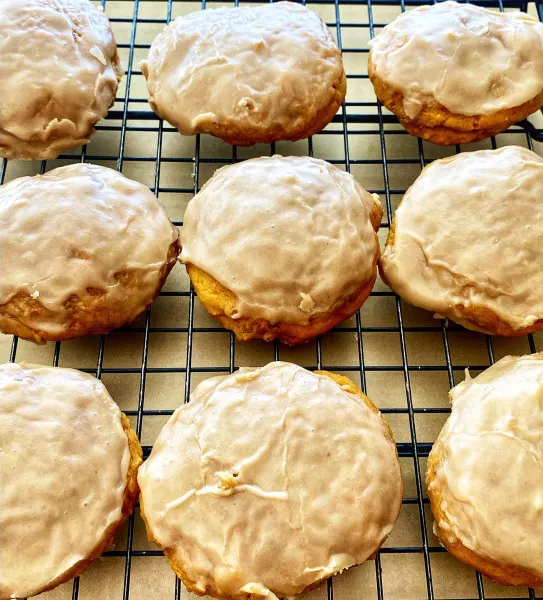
[0,0,123,159]
[380,146,543,335]
[0,164,180,343]
[181,156,382,344]
[142,2,345,146]
[0,362,142,599]
[427,353,543,586]
[368,2,543,145]
[139,362,402,600]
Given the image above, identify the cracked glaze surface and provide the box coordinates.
[380,146,543,333]
[138,362,402,599]
[141,2,344,139]
[0,163,179,335]
[180,156,381,325]
[0,362,130,600]
[428,354,543,579]
[369,1,543,118]
[0,0,123,159]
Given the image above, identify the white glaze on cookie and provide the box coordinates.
[138,362,402,599]
[428,354,543,579]
[0,163,179,335]
[141,2,344,138]
[380,146,543,333]
[180,156,381,324]
[0,0,123,159]
[0,363,130,600]
[369,1,543,118]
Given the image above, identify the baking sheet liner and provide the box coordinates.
[1,2,542,599]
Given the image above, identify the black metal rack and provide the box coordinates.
[2,1,542,599]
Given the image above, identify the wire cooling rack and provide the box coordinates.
[1,1,543,599]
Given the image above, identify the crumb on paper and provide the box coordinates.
[298,292,315,313]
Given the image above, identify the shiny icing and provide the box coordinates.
[380,146,543,333]
[428,354,543,579]
[138,362,402,599]
[141,2,344,137]
[369,1,543,118]
[0,0,123,159]
[0,362,130,599]
[0,163,179,335]
[180,156,381,324]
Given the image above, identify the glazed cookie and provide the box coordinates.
[180,156,382,345]
[141,2,345,146]
[139,361,402,600]
[427,353,543,587]
[380,146,543,336]
[368,2,543,145]
[0,163,180,343]
[0,0,123,160]
[0,362,142,600]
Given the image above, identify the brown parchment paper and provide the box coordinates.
[1,2,542,599]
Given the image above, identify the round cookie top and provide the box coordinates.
[138,361,402,599]
[180,156,382,325]
[369,1,543,118]
[0,163,179,337]
[141,2,344,141]
[0,362,130,599]
[0,0,123,160]
[428,353,543,580]
[380,146,543,334]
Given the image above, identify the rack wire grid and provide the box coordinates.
[1,0,543,599]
